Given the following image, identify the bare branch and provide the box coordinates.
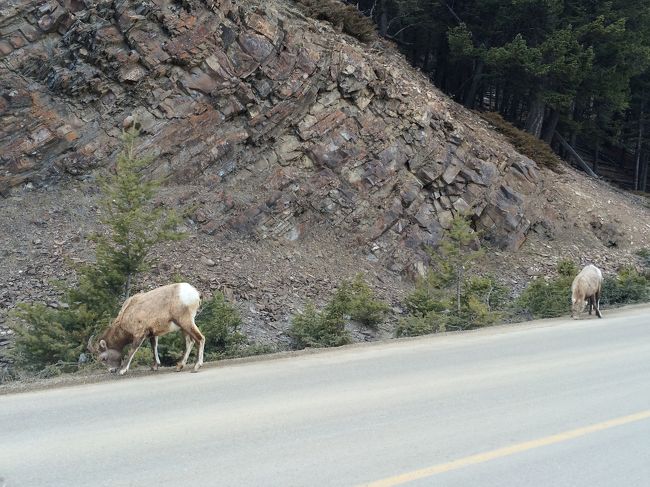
[439,0,463,25]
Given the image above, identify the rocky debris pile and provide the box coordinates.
[1,0,543,277]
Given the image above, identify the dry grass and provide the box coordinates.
[295,0,377,43]
[479,111,564,171]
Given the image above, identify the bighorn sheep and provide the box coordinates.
[571,264,604,319]
[89,283,205,375]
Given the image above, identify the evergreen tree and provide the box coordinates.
[398,215,504,337]
[9,128,184,372]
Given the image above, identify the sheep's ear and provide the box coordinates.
[99,339,107,351]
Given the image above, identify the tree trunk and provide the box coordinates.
[463,59,484,109]
[641,152,649,192]
[555,132,598,178]
[525,93,545,138]
[379,10,388,37]
[635,105,644,191]
[541,109,560,144]
[639,153,648,193]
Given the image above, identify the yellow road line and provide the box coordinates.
[360,409,650,487]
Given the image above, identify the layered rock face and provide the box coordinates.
[1,0,541,273]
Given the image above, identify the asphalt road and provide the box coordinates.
[1,305,650,487]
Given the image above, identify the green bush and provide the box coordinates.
[398,216,507,337]
[601,266,650,306]
[515,259,577,319]
[331,274,390,328]
[288,275,388,349]
[8,304,95,372]
[516,261,650,318]
[396,313,443,337]
[288,302,351,349]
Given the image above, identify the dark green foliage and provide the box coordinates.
[297,0,377,43]
[601,267,650,306]
[94,128,184,299]
[481,112,563,169]
[516,259,577,319]
[395,314,439,338]
[155,292,246,364]
[351,0,650,188]
[288,274,389,349]
[9,129,183,373]
[331,274,390,327]
[397,215,506,337]
[8,304,94,372]
[289,302,351,349]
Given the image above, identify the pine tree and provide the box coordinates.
[9,128,184,372]
[398,215,504,337]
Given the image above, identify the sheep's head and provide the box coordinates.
[88,335,122,373]
[97,340,123,372]
[570,298,583,319]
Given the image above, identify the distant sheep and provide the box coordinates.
[571,264,603,319]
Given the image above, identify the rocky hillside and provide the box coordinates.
[1,0,649,350]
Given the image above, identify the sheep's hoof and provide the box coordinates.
[118,369,128,376]
[175,363,184,372]
[151,364,159,371]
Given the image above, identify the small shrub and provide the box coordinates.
[515,259,576,318]
[296,0,377,43]
[288,302,351,349]
[399,215,506,336]
[7,130,183,375]
[516,278,572,319]
[395,313,444,337]
[601,266,650,306]
[464,276,510,313]
[480,111,563,170]
[8,303,95,372]
[331,274,390,327]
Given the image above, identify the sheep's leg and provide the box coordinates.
[595,291,602,318]
[150,336,160,370]
[119,337,146,375]
[588,296,593,315]
[189,324,206,373]
[176,333,194,371]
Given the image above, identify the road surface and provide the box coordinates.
[1,305,650,486]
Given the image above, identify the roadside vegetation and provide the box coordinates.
[3,148,650,380]
[396,215,508,337]
[288,274,389,349]
[5,130,245,379]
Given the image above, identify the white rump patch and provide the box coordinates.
[168,321,181,332]
[178,283,200,306]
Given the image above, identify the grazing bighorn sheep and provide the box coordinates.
[571,264,604,319]
[89,283,205,375]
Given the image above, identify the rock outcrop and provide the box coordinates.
[1,0,542,275]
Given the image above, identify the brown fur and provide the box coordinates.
[94,283,205,374]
